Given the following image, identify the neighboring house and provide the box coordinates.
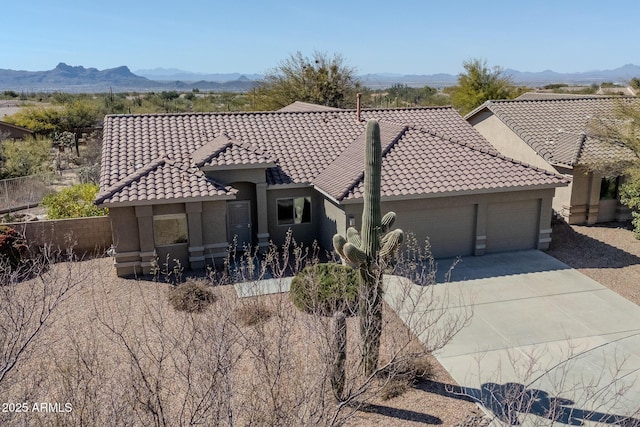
[0,120,35,140]
[96,107,568,277]
[466,97,639,225]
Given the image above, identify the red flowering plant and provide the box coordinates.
[0,225,29,271]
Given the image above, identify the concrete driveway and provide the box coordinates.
[385,250,640,426]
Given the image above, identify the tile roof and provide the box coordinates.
[314,121,408,200]
[99,107,567,206]
[341,127,569,201]
[277,101,343,112]
[191,133,275,168]
[467,97,639,167]
[95,158,236,205]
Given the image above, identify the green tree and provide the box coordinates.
[3,107,62,133]
[255,51,360,110]
[42,183,108,219]
[450,58,517,115]
[0,137,52,178]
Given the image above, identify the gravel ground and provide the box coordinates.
[547,219,640,305]
[7,219,635,426]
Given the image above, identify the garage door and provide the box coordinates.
[397,204,476,258]
[486,200,539,253]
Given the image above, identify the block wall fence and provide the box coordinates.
[6,216,112,256]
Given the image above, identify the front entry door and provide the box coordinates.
[227,200,252,249]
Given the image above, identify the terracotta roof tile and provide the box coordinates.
[342,128,569,200]
[99,107,568,205]
[468,97,639,167]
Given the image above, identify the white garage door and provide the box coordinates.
[396,204,476,259]
[486,200,539,253]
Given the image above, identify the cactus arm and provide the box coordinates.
[379,229,404,259]
[346,227,362,248]
[332,234,347,259]
[343,242,367,265]
[380,211,396,233]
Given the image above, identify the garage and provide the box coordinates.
[486,199,540,253]
[392,203,477,259]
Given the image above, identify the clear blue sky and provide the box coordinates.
[2,0,638,75]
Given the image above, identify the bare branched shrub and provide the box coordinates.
[0,248,87,425]
[0,230,474,426]
[234,300,273,326]
[168,279,216,313]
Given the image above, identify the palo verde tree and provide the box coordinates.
[449,58,518,115]
[333,119,404,375]
[255,51,360,110]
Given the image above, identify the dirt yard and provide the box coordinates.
[0,255,486,427]
[5,220,635,426]
[547,219,640,305]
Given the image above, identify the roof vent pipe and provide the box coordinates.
[356,93,362,122]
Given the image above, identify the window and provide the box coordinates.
[600,177,619,200]
[277,197,311,226]
[153,214,188,246]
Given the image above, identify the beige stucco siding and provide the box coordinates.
[469,113,555,172]
[202,201,228,245]
[109,206,140,253]
[319,197,346,251]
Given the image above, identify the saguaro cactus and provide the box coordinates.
[332,119,403,375]
[331,311,347,400]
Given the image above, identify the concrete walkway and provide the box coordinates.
[385,250,640,426]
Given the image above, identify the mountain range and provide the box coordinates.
[0,63,639,93]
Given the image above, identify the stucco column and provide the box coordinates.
[586,173,601,225]
[537,197,553,250]
[135,205,156,274]
[256,182,270,251]
[474,202,487,256]
[186,201,205,270]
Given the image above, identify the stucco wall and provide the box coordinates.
[469,113,555,172]
[7,216,112,255]
[319,197,346,251]
[469,113,577,222]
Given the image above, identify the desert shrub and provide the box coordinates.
[235,301,273,326]
[0,225,28,270]
[0,136,52,178]
[378,355,434,400]
[42,183,108,219]
[289,263,359,316]
[168,279,216,313]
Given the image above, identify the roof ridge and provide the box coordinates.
[339,122,409,200]
[104,105,457,120]
[313,121,408,201]
[192,133,233,167]
[413,126,567,180]
[95,157,166,204]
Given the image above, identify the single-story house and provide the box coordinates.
[96,107,569,277]
[466,97,639,225]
